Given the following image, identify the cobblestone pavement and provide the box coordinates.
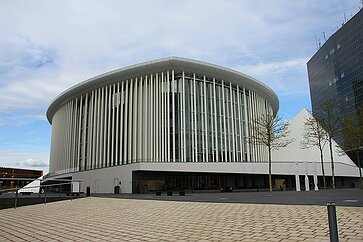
[1,197,363,242]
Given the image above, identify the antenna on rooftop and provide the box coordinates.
[314,34,319,50]
[323,32,327,42]
[344,12,347,23]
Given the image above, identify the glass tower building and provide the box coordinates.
[307,8,363,161]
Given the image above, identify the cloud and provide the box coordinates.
[1,2,360,94]
[237,58,308,77]
[23,158,48,167]
[27,131,38,137]
[0,112,47,127]
[0,115,27,127]
[0,150,49,172]
[234,57,310,98]
[0,0,360,169]
[24,114,47,121]
[0,0,358,112]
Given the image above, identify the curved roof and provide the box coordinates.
[47,56,279,123]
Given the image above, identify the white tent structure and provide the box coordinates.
[18,176,43,193]
[272,108,361,190]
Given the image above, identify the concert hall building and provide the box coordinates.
[45,57,360,193]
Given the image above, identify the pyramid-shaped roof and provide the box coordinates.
[272,108,356,167]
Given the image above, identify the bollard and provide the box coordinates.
[14,189,18,209]
[327,202,339,242]
[86,186,90,197]
[44,187,47,204]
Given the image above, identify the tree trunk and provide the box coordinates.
[268,146,272,192]
[329,138,335,190]
[320,147,326,190]
[357,151,363,190]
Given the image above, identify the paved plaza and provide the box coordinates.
[96,189,363,207]
[1,197,363,241]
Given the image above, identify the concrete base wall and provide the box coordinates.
[45,161,362,194]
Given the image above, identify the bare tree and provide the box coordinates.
[301,114,327,190]
[250,112,293,192]
[341,105,363,189]
[314,100,341,190]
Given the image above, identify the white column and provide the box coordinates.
[77,96,83,170]
[182,72,186,162]
[314,175,319,191]
[167,71,170,162]
[237,87,243,162]
[254,93,259,162]
[133,78,138,163]
[95,88,102,168]
[138,77,143,161]
[123,80,129,164]
[119,82,124,165]
[193,74,198,162]
[243,88,250,162]
[226,85,231,162]
[210,81,215,162]
[295,162,301,191]
[145,75,149,161]
[82,93,88,169]
[69,101,75,171]
[115,82,120,165]
[314,162,319,191]
[89,91,95,168]
[148,75,152,161]
[73,97,78,170]
[151,74,155,161]
[155,74,159,162]
[64,103,69,172]
[99,87,108,167]
[218,85,223,162]
[230,84,236,162]
[213,78,218,162]
[106,85,111,166]
[203,76,208,162]
[305,175,310,191]
[105,86,111,167]
[143,76,148,161]
[111,84,116,166]
[201,79,205,161]
[161,73,165,162]
[248,91,255,162]
[128,79,134,164]
[191,76,195,162]
[221,81,228,162]
[171,71,175,162]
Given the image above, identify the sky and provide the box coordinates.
[0,0,361,173]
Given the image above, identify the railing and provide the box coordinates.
[0,178,83,209]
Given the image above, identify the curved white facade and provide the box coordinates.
[48,57,278,176]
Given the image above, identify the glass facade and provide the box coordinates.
[132,171,298,193]
[307,9,363,161]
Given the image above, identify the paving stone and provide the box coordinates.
[0,197,363,241]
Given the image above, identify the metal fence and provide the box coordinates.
[0,178,83,209]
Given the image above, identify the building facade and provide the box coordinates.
[46,57,360,193]
[307,9,363,161]
[0,167,43,191]
[47,57,277,174]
